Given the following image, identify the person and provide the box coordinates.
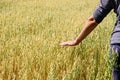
[60,0,120,80]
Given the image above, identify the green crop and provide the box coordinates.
[0,0,115,80]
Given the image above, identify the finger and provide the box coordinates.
[60,42,68,46]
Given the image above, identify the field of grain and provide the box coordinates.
[0,0,116,80]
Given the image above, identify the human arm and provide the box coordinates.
[60,15,98,46]
[60,0,114,46]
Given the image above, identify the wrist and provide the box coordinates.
[74,39,79,45]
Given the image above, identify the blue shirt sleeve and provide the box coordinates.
[93,0,114,23]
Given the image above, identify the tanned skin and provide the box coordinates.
[60,15,98,46]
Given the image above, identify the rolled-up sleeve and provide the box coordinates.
[93,0,114,23]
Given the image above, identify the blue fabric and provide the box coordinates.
[110,44,120,80]
[93,0,114,23]
[93,0,120,44]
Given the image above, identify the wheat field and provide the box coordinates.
[0,0,116,80]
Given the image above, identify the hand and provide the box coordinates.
[60,40,78,46]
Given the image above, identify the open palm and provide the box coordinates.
[60,40,77,46]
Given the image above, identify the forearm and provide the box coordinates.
[60,16,98,46]
[75,16,98,44]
